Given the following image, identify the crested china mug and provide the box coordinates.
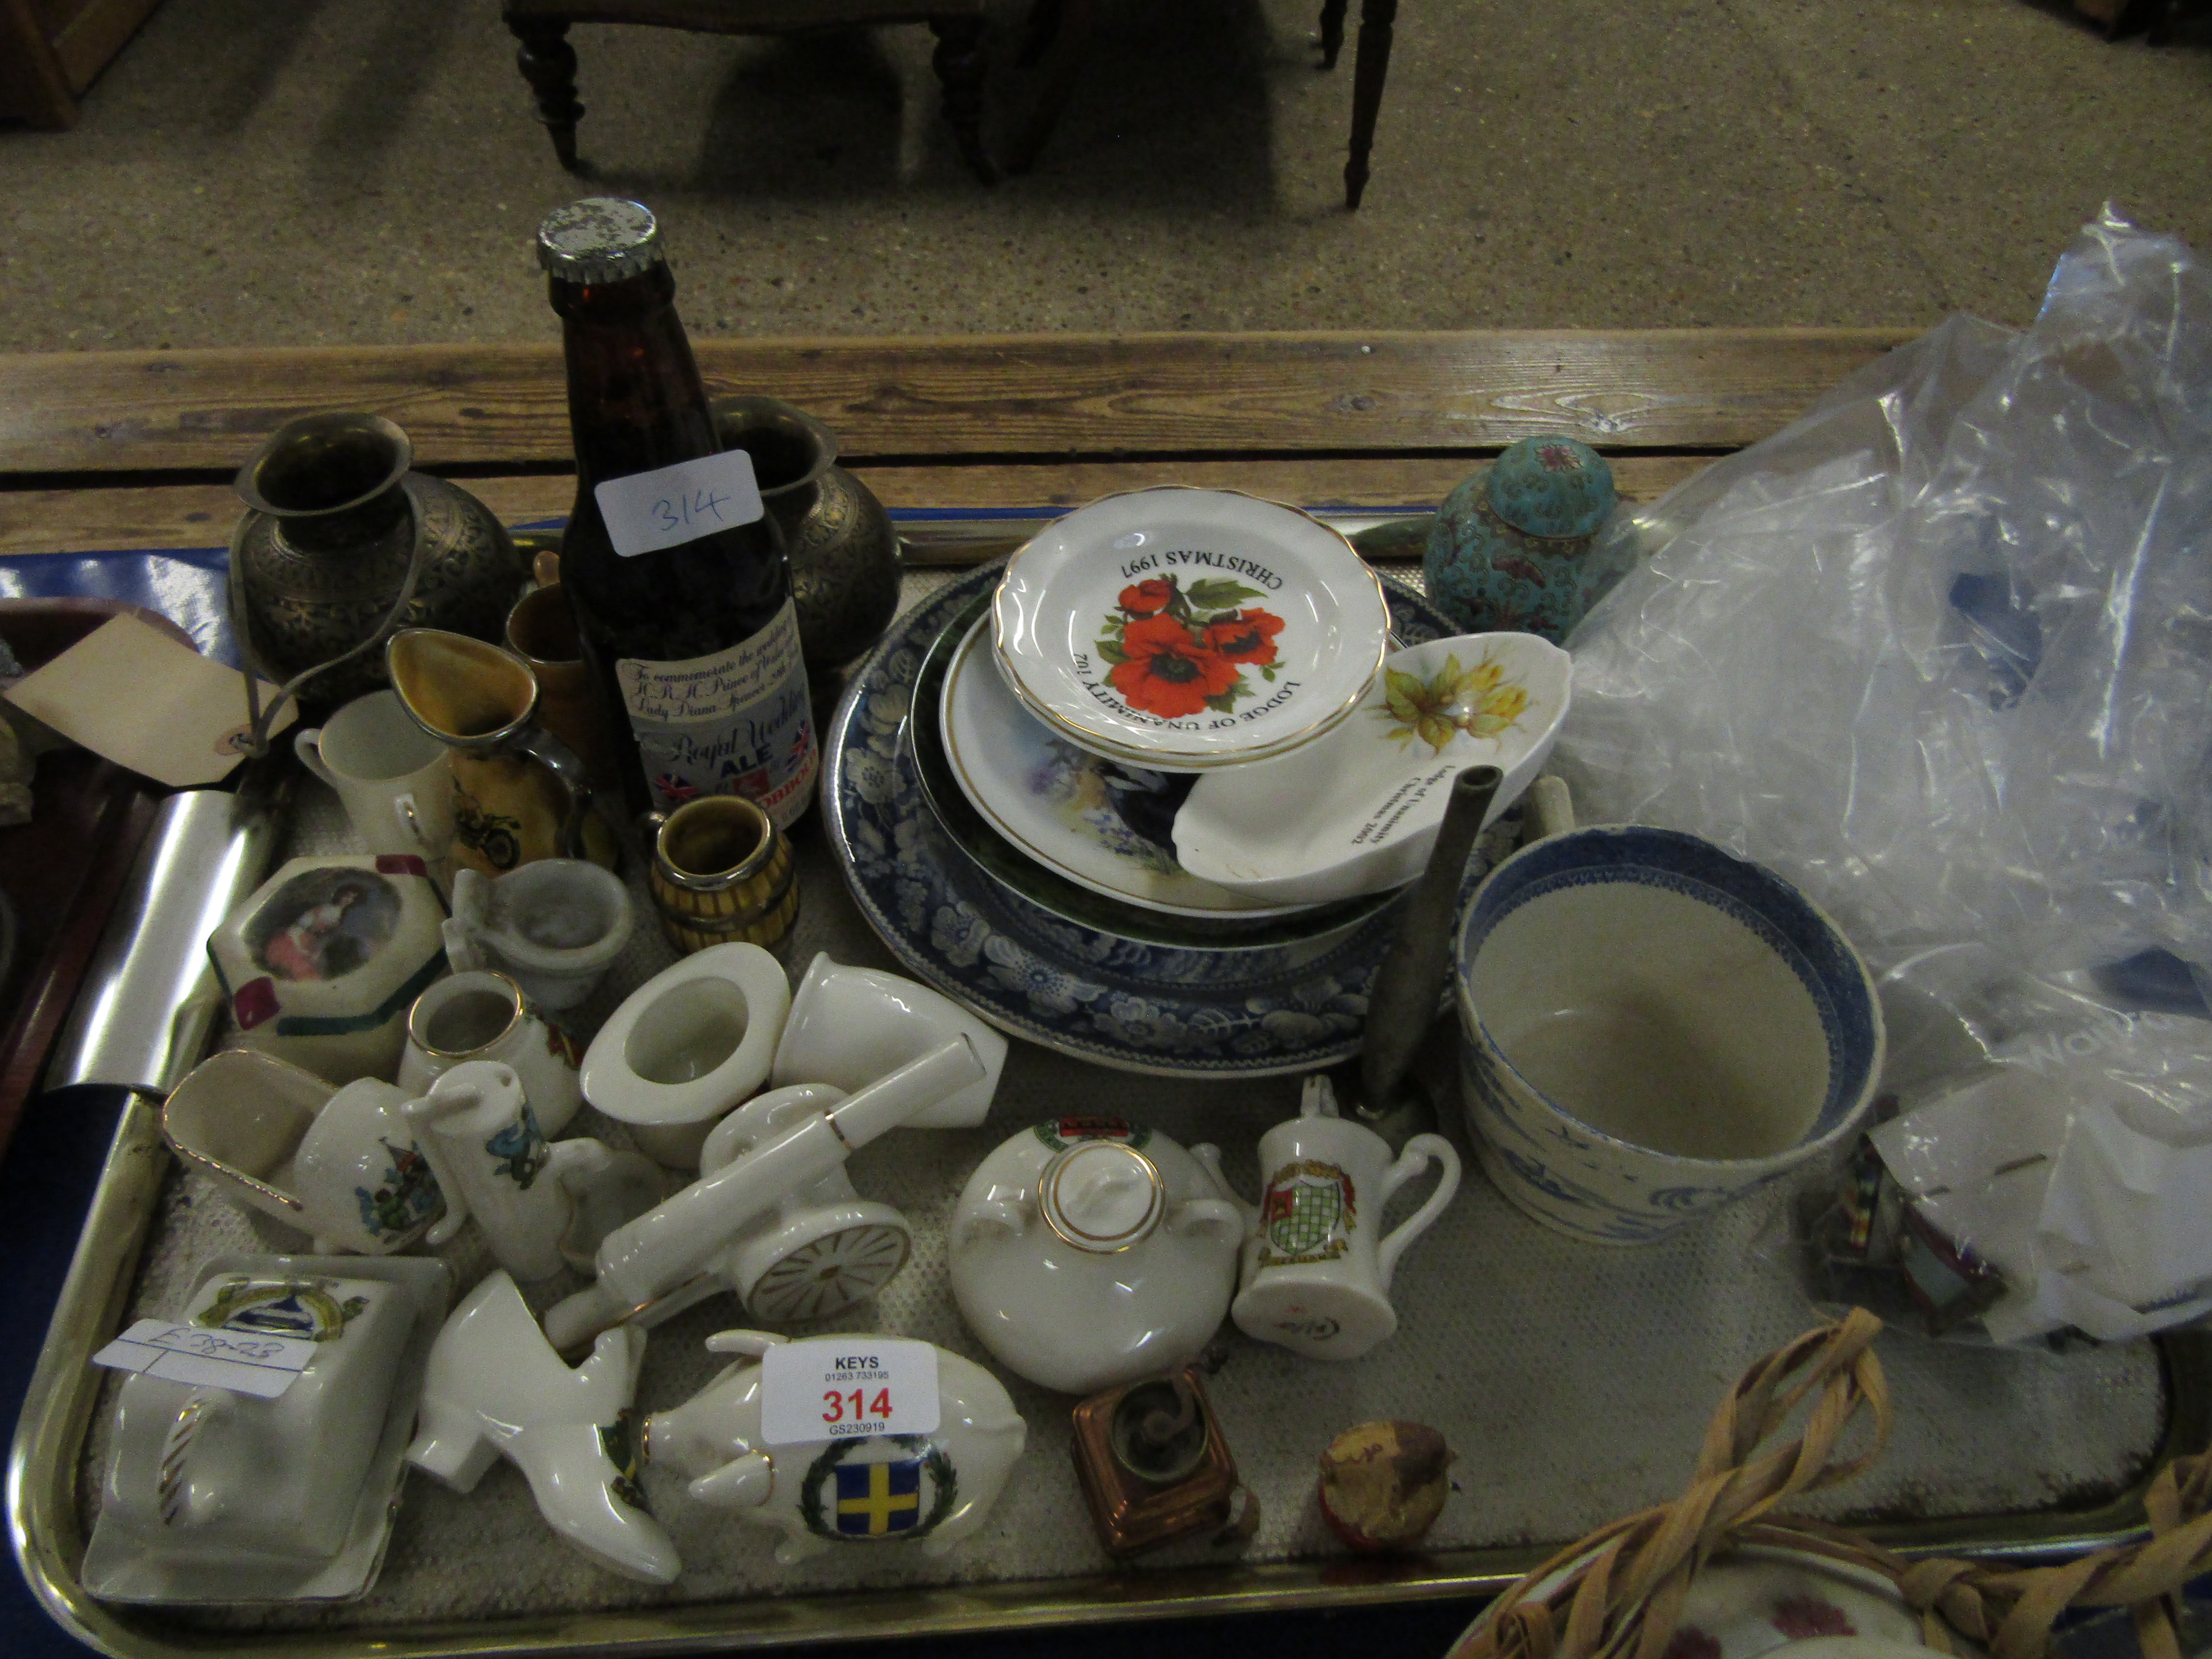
[1229,1076,1461,1361]
[293,691,457,872]
[398,969,585,1137]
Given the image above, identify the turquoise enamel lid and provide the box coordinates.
[1484,436,1616,539]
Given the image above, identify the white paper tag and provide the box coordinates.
[92,1319,318,1400]
[759,1338,940,1446]
[593,449,766,558]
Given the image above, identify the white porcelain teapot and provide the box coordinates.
[646,1330,1027,1565]
[947,1117,1244,1395]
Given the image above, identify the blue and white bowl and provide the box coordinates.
[1455,825,1883,1244]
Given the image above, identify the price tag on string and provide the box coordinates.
[759,1338,940,1446]
[91,1319,318,1400]
[594,449,766,557]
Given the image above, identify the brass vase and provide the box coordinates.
[711,395,901,678]
[231,413,528,708]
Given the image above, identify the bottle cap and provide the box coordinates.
[536,199,664,284]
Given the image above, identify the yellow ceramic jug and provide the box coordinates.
[385,628,617,877]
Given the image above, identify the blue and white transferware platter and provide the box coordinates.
[823,562,1467,1077]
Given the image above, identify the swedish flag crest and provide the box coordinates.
[800,1436,958,1544]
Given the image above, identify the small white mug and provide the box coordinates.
[770,953,1007,1129]
[404,1061,663,1282]
[295,690,456,868]
[1230,1077,1461,1361]
[399,971,585,1137]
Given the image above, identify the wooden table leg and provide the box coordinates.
[510,18,585,172]
[930,16,1000,185]
[1342,0,1397,210]
[1317,0,1349,69]
[1006,0,1098,175]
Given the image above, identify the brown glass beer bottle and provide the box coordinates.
[538,198,817,831]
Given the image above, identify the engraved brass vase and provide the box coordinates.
[231,413,528,708]
[711,395,900,679]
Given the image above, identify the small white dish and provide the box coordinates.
[1173,632,1572,906]
[940,618,1299,918]
[83,1252,449,1605]
[991,488,1390,772]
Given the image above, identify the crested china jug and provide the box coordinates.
[403,1061,662,1283]
[1229,1076,1461,1361]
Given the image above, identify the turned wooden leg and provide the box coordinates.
[1342,0,1397,210]
[930,16,999,184]
[1317,0,1349,69]
[1006,0,1097,174]
[1020,0,1066,67]
[510,18,585,172]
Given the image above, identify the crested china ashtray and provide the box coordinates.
[991,488,1391,772]
[1173,632,1572,906]
[83,1252,450,1604]
[939,618,1297,918]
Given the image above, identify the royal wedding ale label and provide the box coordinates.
[538,197,819,826]
[617,596,817,826]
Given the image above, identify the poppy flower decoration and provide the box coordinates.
[1094,575,1288,721]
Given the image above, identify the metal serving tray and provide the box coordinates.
[11,565,2208,1659]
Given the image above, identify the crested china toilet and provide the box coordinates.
[580,942,793,1169]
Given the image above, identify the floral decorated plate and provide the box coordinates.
[824,563,1478,1076]
[941,617,1296,918]
[991,488,1391,772]
[1172,631,1572,907]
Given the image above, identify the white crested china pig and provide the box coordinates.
[645,1331,1026,1565]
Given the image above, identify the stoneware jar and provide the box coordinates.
[1423,434,1619,643]
[204,854,450,1087]
[947,1116,1245,1395]
[647,1329,1027,1565]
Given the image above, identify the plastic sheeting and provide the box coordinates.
[1555,207,2212,987]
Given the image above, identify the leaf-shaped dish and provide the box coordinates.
[1171,632,1572,906]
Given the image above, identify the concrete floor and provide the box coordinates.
[1,0,2207,352]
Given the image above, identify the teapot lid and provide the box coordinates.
[1039,1140,1164,1253]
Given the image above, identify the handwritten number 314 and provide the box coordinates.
[651,488,733,533]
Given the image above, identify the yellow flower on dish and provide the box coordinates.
[1379,653,1529,754]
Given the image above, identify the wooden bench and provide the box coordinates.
[0,330,1913,560]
